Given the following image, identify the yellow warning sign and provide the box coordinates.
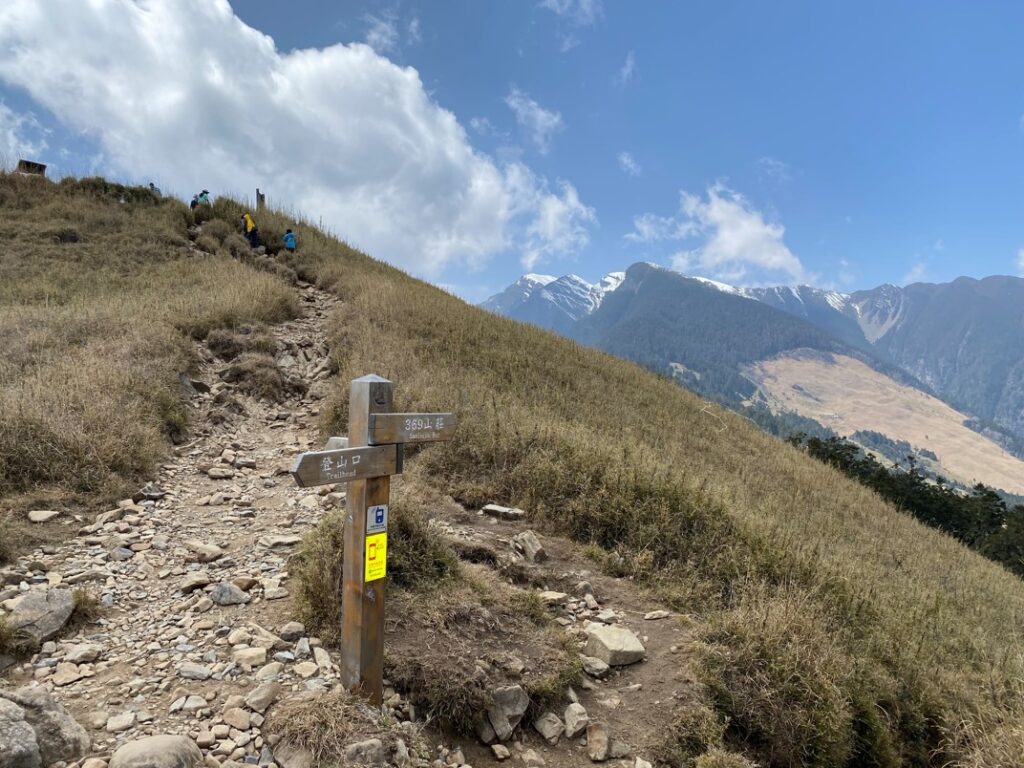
[364,532,387,582]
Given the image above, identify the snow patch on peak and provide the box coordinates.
[823,291,851,312]
[597,271,626,294]
[523,273,557,286]
[692,276,748,297]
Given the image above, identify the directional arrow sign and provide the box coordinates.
[368,413,457,445]
[291,444,402,488]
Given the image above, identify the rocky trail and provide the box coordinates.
[1,279,701,768]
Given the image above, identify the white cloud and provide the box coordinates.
[559,34,581,53]
[837,257,855,288]
[364,14,400,54]
[756,156,789,183]
[0,102,48,167]
[363,9,420,56]
[629,184,807,284]
[615,51,636,86]
[469,117,493,135]
[617,151,641,177]
[933,237,944,251]
[505,163,596,269]
[1016,248,1024,277]
[505,88,564,154]
[902,261,928,285]
[539,0,602,26]
[407,17,422,45]
[0,0,594,277]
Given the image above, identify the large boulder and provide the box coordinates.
[0,697,40,768]
[109,735,202,768]
[0,686,89,766]
[6,589,75,643]
[584,625,646,666]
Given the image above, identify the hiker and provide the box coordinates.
[241,212,259,248]
[148,182,161,197]
[283,228,297,253]
[189,195,198,211]
[198,189,210,204]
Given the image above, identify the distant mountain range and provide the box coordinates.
[483,272,625,335]
[482,264,1024,488]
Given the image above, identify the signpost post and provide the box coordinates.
[290,374,456,704]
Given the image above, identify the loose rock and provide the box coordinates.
[579,655,611,679]
[533,712,564,744]
[180,572,212,594]
[184,540,223,563]
[27,510,61,523]
[587,722,611,762]
[105,712,136,733]
[344,738,385,765]
[643,610,670,621]
[109,735,203,768]
[65,643,103,664]
[244,682,280,713]
[584,625,646,666]
[481,504,526,521]
[222,707,250,731]
[564,702,589,738]
[210,582,250,606]
[233,647,267,667]
[511,530,546,563]
[178,662,213,681]
[6,588,75,643]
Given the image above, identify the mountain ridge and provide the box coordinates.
[483,265,1024,442]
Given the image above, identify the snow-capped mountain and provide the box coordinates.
[482,266,1024,445]
[481,271,625,335]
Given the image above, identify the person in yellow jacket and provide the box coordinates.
[240,212,259,248]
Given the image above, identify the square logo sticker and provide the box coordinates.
[364,532,387,582]
[367,504,388,534]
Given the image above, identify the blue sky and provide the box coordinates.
[2,1,1024,300]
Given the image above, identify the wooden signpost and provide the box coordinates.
[290,374,456,704]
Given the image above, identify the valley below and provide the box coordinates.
[743,350,1024,494]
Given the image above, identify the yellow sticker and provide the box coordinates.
[364,532,387,582]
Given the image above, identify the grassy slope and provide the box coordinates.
[210,202,1024,767]
[0,174,297,551]
[744,351,1024,494]
[4,180,1024,764]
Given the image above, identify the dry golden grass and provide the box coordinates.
[745,351,1024,493]
[0,173,298,557]
[267,686,432,766]
[12,182,1022,764]
[197,196,1024,765]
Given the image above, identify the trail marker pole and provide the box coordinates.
[290,374,456,705]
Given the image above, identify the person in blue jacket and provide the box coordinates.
[283,228,297,253]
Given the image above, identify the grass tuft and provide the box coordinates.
[266,687,430,765]
[0,616,37,659]
[206,326,277,361]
